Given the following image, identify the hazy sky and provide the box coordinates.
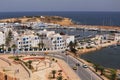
[0,0,120,12]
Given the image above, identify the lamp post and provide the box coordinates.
[65,52,69,64]
[90,73,92,80]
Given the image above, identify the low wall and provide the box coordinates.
[0,57,11,66]
[19,62,32,78]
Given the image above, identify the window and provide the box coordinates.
[23,38,26,41]
[57,37,59,40]
[23,42,25,44]
[35,37,38,40]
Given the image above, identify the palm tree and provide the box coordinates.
[110,70,117,80]
[37,33,45,50]
[51,70,56,78]
[57,75,63,80]
[99,66,105,75]
[12,44,17,54]
[68,41,74,50]
[111,73,117,80]
[37,42,44,50]
[73,40,78,49]
[93,64,99,72]
[5,30,13,47]
[5,37,10,47]
[27,60,32,69]
[24,45,28,51]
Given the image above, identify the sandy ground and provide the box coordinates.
[29,56,80,80]
[0,54,80,80]
[0,54,30,80]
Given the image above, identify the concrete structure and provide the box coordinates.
[15,29,74,51]
[0,31,5,45]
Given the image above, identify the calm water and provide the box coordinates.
[47,28,109,40]
[0,12,120,26]
[81,46,120,69]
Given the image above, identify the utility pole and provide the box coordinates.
[90,73,92,80]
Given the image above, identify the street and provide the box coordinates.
[31,51,102,80]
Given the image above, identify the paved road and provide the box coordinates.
[29,52,102,80]
[54,52,102,80]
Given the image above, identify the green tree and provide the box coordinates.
[5,30,13,47]
[23,45,28,51]
[57,76,63,80]
[73,40,78,48]
[68,41,78,54]
[8,30,13,38]
[111,73,117,80]
[27,60,32,69]
[99,66,105,75]
[12,44,17,54]
[51,70,56,78]
[1,44,5,50]
[37,43,44,50]
[68,41,74,50]
[5,37,11,46]
[93,64,99,72]
[110,70,117,80]
[37,33,45,50]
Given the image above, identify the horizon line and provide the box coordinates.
[0,11,120,13]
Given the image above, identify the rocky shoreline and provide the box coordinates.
[0,16,74,26]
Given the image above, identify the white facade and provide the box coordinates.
[0,31,5,45]
[15,29,75,51]
[16,34,39,50]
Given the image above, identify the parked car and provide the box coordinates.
[0,50,4,53]
[72,66,77,70]
[82,64,88,68]
[76,63,80,66]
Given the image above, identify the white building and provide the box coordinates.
[16,34,39,51]
[15,29,74,51]
[0,31,5,45]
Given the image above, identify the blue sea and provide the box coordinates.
[81,46,120,69]
[0,12,120,26]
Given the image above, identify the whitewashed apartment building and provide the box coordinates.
[15,29,74,51]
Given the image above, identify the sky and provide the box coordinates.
[0,0,120,12]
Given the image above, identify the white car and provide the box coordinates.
[82,64,88,68]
